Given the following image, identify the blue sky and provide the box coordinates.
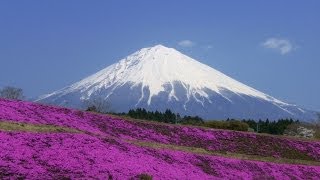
[0,1,319,111]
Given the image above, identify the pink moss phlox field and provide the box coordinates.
[1,98,320,179]
[1,98,320,160]
[1,131,320,179]
[1,98,319,161]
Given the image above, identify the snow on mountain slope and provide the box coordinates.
[37,45,316,121]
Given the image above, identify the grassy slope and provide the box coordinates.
[0,98,320,179]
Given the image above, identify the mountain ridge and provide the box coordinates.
[37,45,317,121]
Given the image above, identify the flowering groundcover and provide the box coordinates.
[0,98,320,179]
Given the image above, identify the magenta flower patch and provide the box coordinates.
[0,98,320,179]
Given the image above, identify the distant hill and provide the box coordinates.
[0,98,320,178]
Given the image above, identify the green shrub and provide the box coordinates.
[243,119,297,135]
[137,173,153,180]
[86,105,98,112]
[180,115,204,125]
[314,123,320,139]
[314,131,320,139]
[204,120,249,131]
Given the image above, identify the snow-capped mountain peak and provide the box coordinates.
[37,45,316,121]
[68,44,281,104]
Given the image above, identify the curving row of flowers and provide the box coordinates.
[1,98,320,179]
[2,99,319,161]
[1,131,320,179]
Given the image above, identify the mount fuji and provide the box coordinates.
[37,45,316,121]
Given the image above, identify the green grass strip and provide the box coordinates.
[129,140,320,166]
[0,120,81,133]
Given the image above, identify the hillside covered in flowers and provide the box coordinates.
[0,98,320,179]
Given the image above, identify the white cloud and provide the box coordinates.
[262,38,294,55]
[206,45,213,49]
[178,40,195,47]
